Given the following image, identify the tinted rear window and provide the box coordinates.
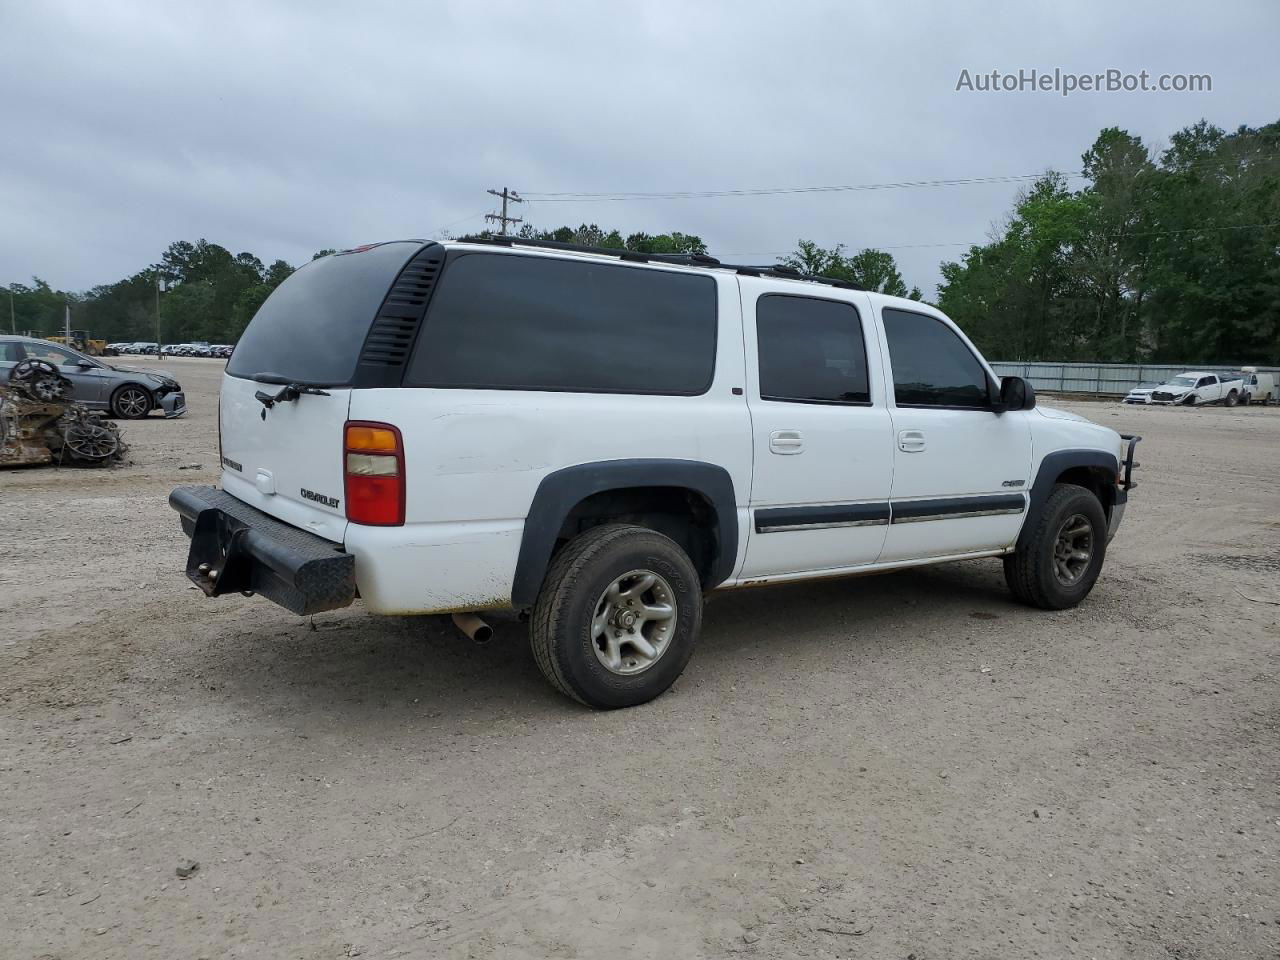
[226,242,421,384]
[405,253,716,395]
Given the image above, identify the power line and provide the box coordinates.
[517,151,1280,204]
[719,221,1280,260]
[425,209,490,238]
[521,172,1084,202]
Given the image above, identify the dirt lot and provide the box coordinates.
[2,357,1278,960]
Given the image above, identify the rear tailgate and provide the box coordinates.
[217,240,437,544]
[218,376,352,543]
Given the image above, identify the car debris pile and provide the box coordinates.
[1,359,128,467]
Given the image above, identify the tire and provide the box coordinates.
[530,523,703,709]
[1225,390,1238,407]
[1003,483,1108,610]
[110,384,153,419]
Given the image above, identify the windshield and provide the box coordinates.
[1166,376,1197,387]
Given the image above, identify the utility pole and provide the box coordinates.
[8,286,14,335]
[484,187,524,236]
[155,272,164,358]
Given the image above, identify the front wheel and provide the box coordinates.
[530,523,703,709]
[110,384,152,419]
[1004,484,1108,610]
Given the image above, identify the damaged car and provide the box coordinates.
[1,335,186,419]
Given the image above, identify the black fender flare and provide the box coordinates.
[511,458,738,607]
[1017,448,1120,552]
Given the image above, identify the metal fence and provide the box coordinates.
[989,361,1280,396]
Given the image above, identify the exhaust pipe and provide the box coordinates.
[451,612,493,644]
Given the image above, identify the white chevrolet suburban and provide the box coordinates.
[171,238,1140,709]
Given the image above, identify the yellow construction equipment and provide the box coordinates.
[47,330,113,356]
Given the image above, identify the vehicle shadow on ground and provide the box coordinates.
[176,558,1016,729]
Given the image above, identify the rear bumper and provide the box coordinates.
[169,485,355,615]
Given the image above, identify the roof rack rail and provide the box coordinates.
[452,235,863,290]
[722,263,863,291]
[455,234,722,267]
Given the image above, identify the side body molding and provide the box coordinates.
[511,458,738,607]
[1017,448,1120,552]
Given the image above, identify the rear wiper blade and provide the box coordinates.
[252,372,335,388]
[254,381,332,419]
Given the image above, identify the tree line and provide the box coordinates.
[936,119,1280,365]
[5,240,300,345]
[7,117,1276,364]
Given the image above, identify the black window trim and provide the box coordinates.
[882,305,998,412]
[404,250,720,398]
[754,291,874,408]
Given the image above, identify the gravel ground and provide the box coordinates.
[2,357,1278,959]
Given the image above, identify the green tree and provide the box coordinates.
[779,241,918,297]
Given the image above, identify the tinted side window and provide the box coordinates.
[1197,376,1214,387]
[407,254,716,395]
[883,309,990,408]
[756,295,869,404]
[0,341,23,362]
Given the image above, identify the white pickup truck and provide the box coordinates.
[1147,371,1245,406]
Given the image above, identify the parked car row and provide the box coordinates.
[109,342,235,358]
[1123,368,1275,406]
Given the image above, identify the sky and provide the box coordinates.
[2,0,1277,298]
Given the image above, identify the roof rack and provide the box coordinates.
[723,263,863,291]
[453,235,863,290]
[456,234,722,267]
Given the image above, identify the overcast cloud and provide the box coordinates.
[2,0,1277,297]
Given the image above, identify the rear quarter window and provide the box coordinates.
[405,253,717,395]
[226,242,423,384]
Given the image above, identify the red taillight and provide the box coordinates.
[344,421,405,526]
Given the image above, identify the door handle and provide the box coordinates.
[769,430,804,455]
[897,430,926,453]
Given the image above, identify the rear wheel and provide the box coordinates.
[530,523,702,709]
[1225,390,1238,407]
[1004,484,1108,610]
[110,384,152,419]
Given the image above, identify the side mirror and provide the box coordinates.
[997,376,1036,412]
[76,360,95,369]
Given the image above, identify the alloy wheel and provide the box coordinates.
[590,569,678,675]
[115,387,150,418]
[1052,513,1093,585]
